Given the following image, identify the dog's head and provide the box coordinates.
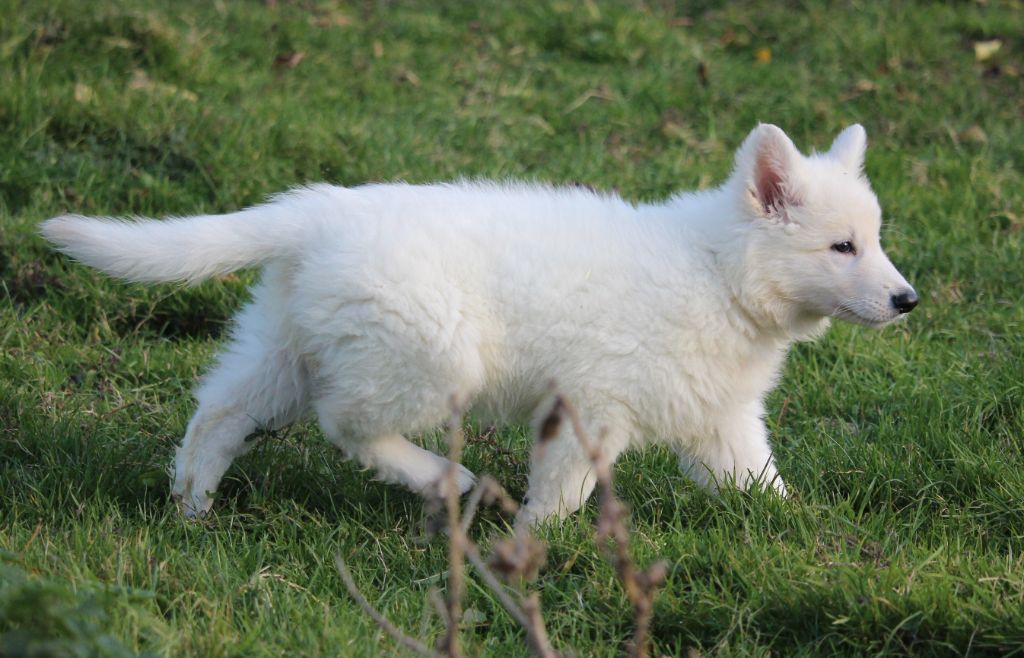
[728,123,917,336]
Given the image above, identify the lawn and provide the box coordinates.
[2,1,1023,656]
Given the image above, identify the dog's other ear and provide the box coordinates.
[735,123,804,221]
[828,124,867,172]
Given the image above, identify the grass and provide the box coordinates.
[1,0,1023,655]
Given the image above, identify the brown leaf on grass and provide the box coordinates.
[395,66,420,86]
[273,51,305,69]
[74,83,94,103]
[854,79,877,93]
[128,69,198,102]
[974,39,1002,62]
[102,36,134,50]
[961,125,988,144]
[839,78,878,102]
[127,69,153,90]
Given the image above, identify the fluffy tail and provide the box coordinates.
[40,188,329,284]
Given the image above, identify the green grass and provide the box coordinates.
[2,0,1023,655]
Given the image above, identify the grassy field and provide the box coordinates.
[2,1,1023,655]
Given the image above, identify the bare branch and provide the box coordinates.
[465,543,562,658]
[464,544,531,629]
[521,592,559,658]
[440,402,467,658]
[551,394,668,658]
[335,554,444,658]
[339,394,666,658]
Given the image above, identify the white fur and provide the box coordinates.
[41,124,916,524]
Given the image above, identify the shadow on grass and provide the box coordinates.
[1,392,523,536]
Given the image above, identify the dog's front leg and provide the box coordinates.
[171,407,257,517]
[676,403,787,496]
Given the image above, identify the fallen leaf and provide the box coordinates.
[755,47,771,64]
[74,82,94,103]
[395,66,420,86]
[854,78,877,92]
[102,36,134,50]
[128,69,198,101]
[974,39,1002,62]
[962,125,988,143]
[128,69,151,90]
[273,51,305,69]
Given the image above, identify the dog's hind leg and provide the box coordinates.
[516,400,631,528]
[312,393,477,497]
[306,306,485,499]
[171,289,308,517]
[321,429,477,497]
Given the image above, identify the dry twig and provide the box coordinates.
[334,554,443,658]
[336,394,668,658]
[440,404,467,658]
[546,394,668,658]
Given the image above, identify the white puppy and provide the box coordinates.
[42,124,917,524]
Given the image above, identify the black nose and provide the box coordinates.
[891,290,919,314]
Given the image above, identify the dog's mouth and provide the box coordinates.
[830,302,899,328]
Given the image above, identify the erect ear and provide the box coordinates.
[828,124,867,172]
[734,123,804,221]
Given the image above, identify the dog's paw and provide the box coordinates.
[455,462,477,495]
[181,496,214,519]
[426,463,477,498]
[513,501,550,530]
[171,474,215,519]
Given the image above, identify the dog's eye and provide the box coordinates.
[831,241,856,255]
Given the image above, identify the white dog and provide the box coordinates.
[42,124,917,524]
